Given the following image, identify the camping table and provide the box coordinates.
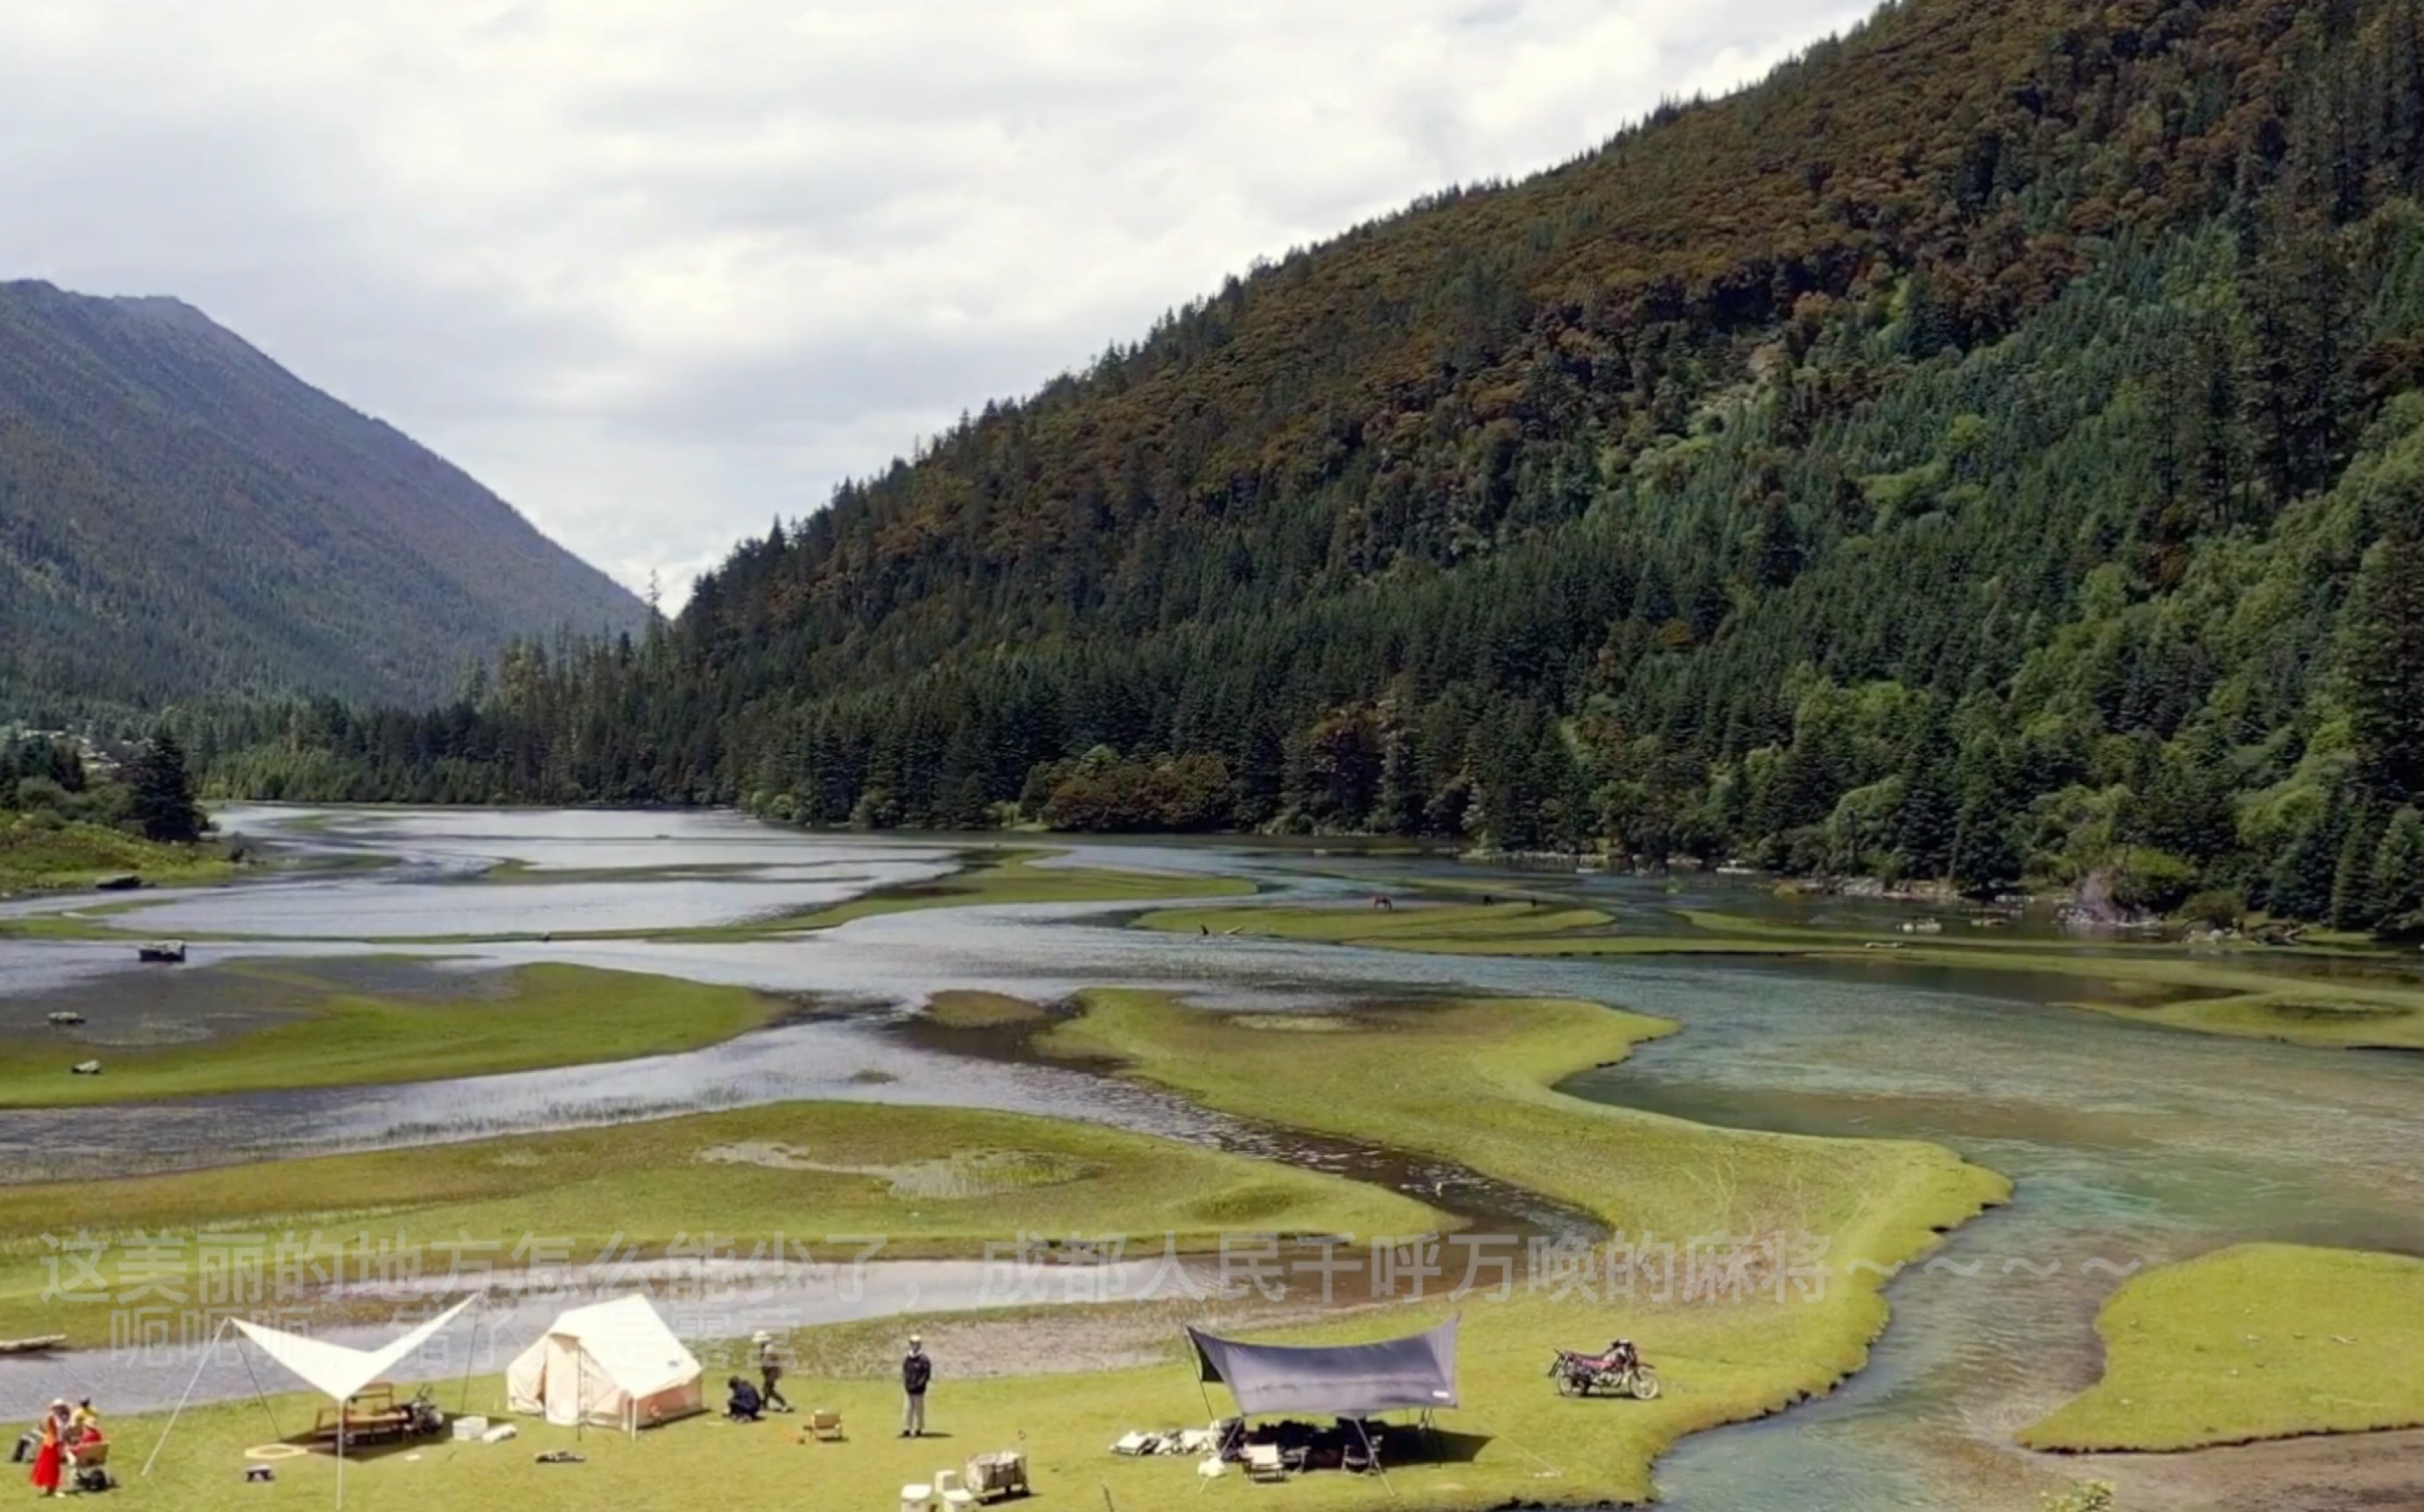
[312,1384,414,1448]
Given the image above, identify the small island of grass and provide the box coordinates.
[781,845,1251,932]
[2023,1243,2424,1452]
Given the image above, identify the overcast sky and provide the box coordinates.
[4,0,1872,602]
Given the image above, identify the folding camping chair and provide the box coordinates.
[1243,1444,1287,1482]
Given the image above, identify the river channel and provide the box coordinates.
[4,806,2417,1511]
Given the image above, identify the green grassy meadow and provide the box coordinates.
[0,963,781,1107]
[112,1348,1650,1512]
[0,815,238,892]
[0,1101,1441,1348]
[2023,1244,2424,1452]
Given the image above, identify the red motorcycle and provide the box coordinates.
[1546,1348,1661,1399]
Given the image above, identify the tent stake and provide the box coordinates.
[140,1315,228,1480]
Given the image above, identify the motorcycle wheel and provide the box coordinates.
[1554,1371,1582,1396]
[1629,1368,1662,1401]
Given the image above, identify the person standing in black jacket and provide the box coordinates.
[900,1334,932,1437]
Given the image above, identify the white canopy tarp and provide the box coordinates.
[505,1294,703,1432]
[145,1298,483,1508]
[232,1297,477,1403]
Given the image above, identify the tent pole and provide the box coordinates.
[336,1400,346,1511]
[234,1330,285,1443]
[140,1316,228,1480]
[1352,1418,1398,1504]
[455,1295,486,1417]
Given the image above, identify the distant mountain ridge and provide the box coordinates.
[0,280,644,715]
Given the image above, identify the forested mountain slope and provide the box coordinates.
[0,283,643,715]
[206,0,2424,932]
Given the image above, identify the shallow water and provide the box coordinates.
[4,807,2418,1509]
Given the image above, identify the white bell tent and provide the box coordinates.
[505,1293,703,1434]
[143,1297,482,1507]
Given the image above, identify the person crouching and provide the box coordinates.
[725,1376,764,1423]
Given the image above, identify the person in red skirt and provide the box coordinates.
[26,1401,64,1498]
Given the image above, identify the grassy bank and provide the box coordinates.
[0,1101,1440,1348]
[1033,989,2008,1503]
[0,963,781,1107]
[2023,1244,2424,1452]
[1676,911,2424,1050]
[923,990,1056,1027]
[1138,899,2424,1050]
[0,815,237,892]
[1140,899,1615,944]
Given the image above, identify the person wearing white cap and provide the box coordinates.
[900,1334,931,1438]
[753,1330,792,1413]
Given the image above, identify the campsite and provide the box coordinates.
[7,808,2424,1511]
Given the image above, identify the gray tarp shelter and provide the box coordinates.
[1187,1318,1460,1418]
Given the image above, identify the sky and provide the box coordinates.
[1,0,1875,604]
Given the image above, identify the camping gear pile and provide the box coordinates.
[308,1383,447,1448]
[1109,1423,1226,1458]
[903,1451,1030,1509]
[1248,1418,1389,1474]
[963,1451,1030,1500]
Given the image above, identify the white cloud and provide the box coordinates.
[0,0,1873,603]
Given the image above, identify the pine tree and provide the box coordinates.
[123,732,206,844]
[2331,802,2390,929]
[1893,704,1959,878]
[2344,474,2424,802]
[2365,807,2424,937]
[2265,784,2350,919]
